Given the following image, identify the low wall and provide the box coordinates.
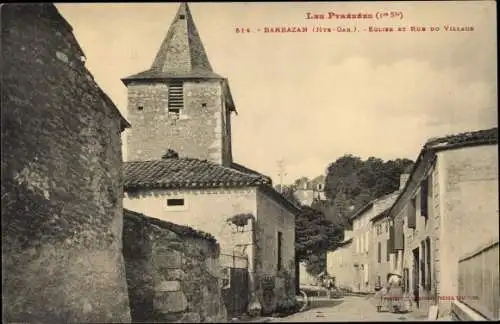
[123,209,227,323]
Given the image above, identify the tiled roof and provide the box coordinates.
[123,208,217,244]
[230,162,273,183]
[424,127,498,151]
[387,127,498,220]
[351,191,398,221]
[123,158,272,190]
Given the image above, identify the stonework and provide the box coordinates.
[1,4,131,323]
[123,209,227,323]
[125,80,233,165]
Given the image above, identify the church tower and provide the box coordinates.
[122,2,236,166]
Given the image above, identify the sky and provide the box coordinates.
[56,1,497,185]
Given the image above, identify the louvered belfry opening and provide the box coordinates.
[168,81,184,113]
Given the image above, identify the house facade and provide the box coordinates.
[350,202,373,292]
[369,177,409,288]
[326,232,354,291]
[121,3,299,316]
[348,190,401,293]
[388,128,498,319]
[370,211,392,288]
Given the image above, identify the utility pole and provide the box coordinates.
[277,159,287,193]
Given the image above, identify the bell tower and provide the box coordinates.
[122,2,236,166]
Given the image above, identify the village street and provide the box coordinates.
[266,296,428,322]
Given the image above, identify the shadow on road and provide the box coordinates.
[307,298,344,310]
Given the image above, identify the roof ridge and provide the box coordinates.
[425,127,498,146]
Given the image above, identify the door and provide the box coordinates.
[222,267,249,317]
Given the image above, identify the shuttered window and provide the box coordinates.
[386,239,390,262]
[421,241,426,287]
[168,81,184,113]
[388,224,394,253]
[407,198,416,228]
[394,216,404,250]
[420,178,429,218]
[426,237,431,291]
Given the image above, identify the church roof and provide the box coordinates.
[123,158,272,190]
[122,2,223,82]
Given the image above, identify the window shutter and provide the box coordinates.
[407,198,416,229]
[388,224,394,253]
[426,238,431,290]
[420,241,426,287]
[386,239,390,262]
[420,178,429,218]
[394,217,404,250]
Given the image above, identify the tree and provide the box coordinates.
[295,205,343,263]
[323,154,414,231]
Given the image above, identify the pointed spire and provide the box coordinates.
[123,2,223,82]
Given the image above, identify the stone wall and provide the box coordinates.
[1,4,131,323]
[125,80,232,165]
[123,209,227,323]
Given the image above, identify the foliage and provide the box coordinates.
[226,213,254,229]
[284,154,413,275]
[303,252,327,276]
[295,205,343,263]
[322,155,414,227]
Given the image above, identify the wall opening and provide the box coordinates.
[167,198,185,207]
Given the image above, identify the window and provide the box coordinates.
[420,241,426,287]
[377,242,381,263]
[365,232,369,252]
[420,177,429,218]
[168,81,184,113]
[386,239,391,262]
[426,237,431,291]
[360,236,364,253]
[407,197,417,229]
[167,198,184,206]
[165,197,187,211]
[277,231,283,271]
[179,14,186,19]
[137,105,144,111]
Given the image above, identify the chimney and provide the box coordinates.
[400,173,410,190]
